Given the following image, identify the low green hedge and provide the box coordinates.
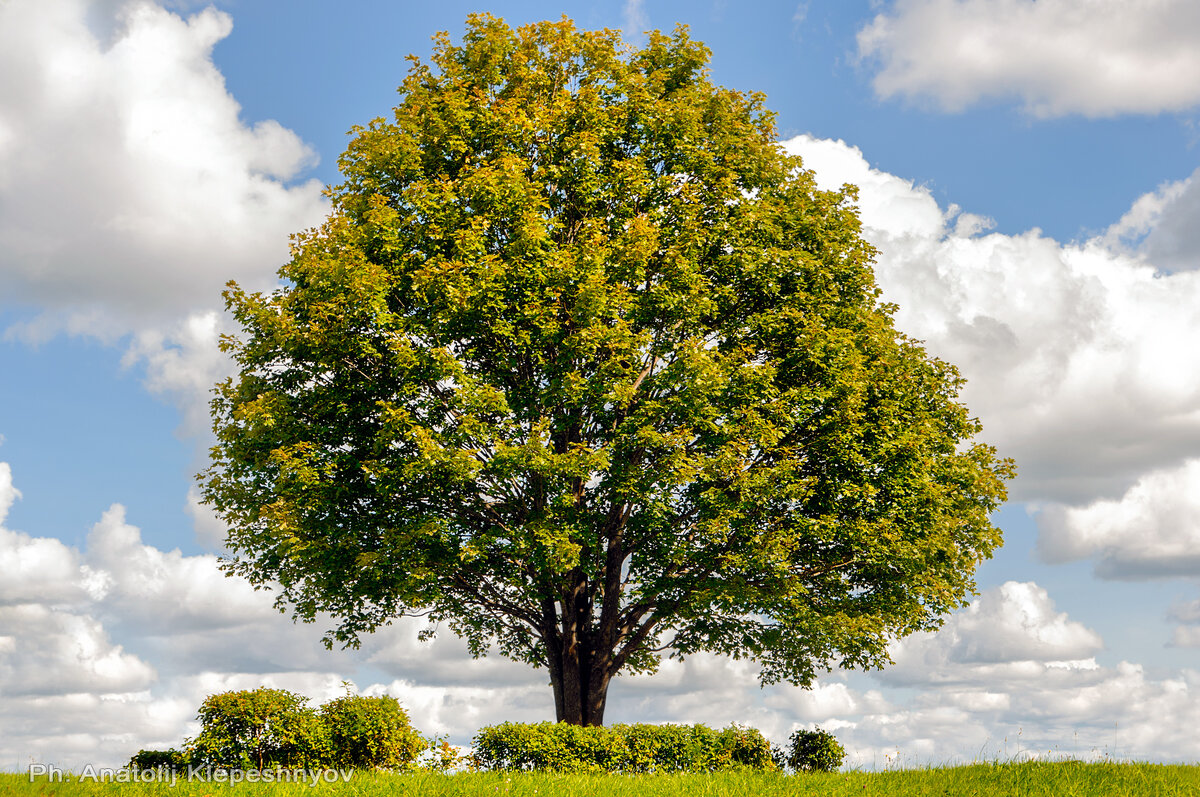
[472,722,774,773]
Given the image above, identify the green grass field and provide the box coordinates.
[4,762,1200,797]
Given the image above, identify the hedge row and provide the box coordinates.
[130,686,845,774]
[472,721,774,773]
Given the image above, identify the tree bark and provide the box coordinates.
[549,637,610,725]
[541,597,565,722]
[546,571,617,725]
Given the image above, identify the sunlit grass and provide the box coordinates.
[5,761,1200,796]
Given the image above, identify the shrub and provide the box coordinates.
[127,748,189,773]
[785,727,845,772]
[188,687,329,770]
[718,724,775,769]
[472,722,774,773]
[319,691,424,770]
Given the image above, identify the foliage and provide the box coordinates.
[319,690,424,770]
[187,688,329,770]
[472,721,773,772]
[784,726,845,772]
[126,748,189,773]
[202,13,1014,725]
[168,686,425,773]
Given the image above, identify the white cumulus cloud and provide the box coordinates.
[1106,167,1200,274]
[0,604,157,698]
[0,0,328,545]
[857,0,1200,117]
[883,582,1104,683]
[1167,596,1200,647]
[1036,459,1200,578]
[830,583,1200,765]
[0,0,327,336]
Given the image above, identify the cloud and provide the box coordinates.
[1036,459,1200,579]
[0,0,328,545]
[883,582,1104,684]
[0,525,88,607]
[0,464,93,608]
[364,621,549,689]
[1167,596,1200,647]
[1105,167,1200,274]
[0,604,156,697]
[0,0,327,337]
[860,662,1200,765]
[184,486,228,550]
[80,505,358,675]
[0,461,20,525]
[364,679,551,739]
[0,461,351,768]
[826,584,1200,765]
[857,0,1200,117]
[83,504,271,633]
[1103,173,1192,255]
[123,310,235,441]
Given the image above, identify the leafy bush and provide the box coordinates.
[785,727,845,772]
[472,722,774,773]
[172,685,428,772]
[127,748,189,773]
[188,687,329,769]
[320,691,424,770]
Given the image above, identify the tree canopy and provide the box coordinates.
[202,14,1014,726]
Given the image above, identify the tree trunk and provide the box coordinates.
[549,640,611,725]
[546,568,603,725]
[542,524,628,725]
[542,598,566,721]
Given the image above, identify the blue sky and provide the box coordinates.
[5,0,1200,771]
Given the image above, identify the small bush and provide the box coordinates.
[188,687,329,770]
[320,691,424,770]
[472,722,774,773]
[785,727,845,772]
[127,748,189,773]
